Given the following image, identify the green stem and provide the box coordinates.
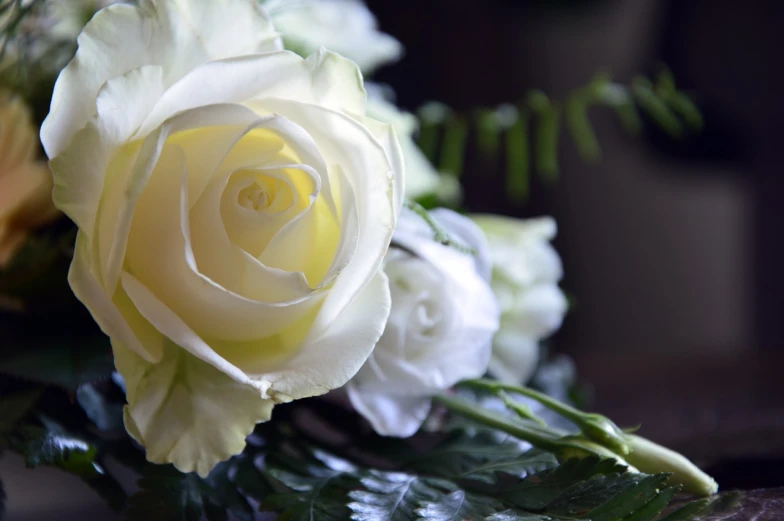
[461,379,630,455]
[433,394,618,463]
[462,379,585,425]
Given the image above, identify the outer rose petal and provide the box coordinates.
[115,340,273,477]
[345,386,430,438]
[70,232,163,363]
[266,0,402,74]
[138,48,367,138]
[256,271,391,402]
[41,0,281,158]
[486,332,540,385]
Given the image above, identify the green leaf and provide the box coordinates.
[125,468,212,521]
[621,486,677,521]
[14,422,127,512]
[580,474,671,521]
[505,110,530,202]
[631,77,683,138]
[0,329,113,391]
[655,498,712,521]
[207,460,254,521]
[263,469,355,521]
[263,452,359,521]
[76,382,124,432]
[415,489,506,521]
[497,457,629,512]
[348,471,454,521]
[22,427,99,475]
[484,512,549,521]
[0,387,42,436]
[438,117,468,177]
[234,455,274,502]
[404,432,557,484]
[565,95,601,163]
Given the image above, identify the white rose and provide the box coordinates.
[471,215,567,385]
[264,0,402,74]
[42,0,403,476]
[366,84,461,202]
[347,208,499,437]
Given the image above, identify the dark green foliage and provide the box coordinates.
[125,469,226,521]
[76,383,125,432]
[21,426,98,474]
[498,456,632,511]
[0,387,42,438]
[622,487,678,521]
[417,70,702,204]
[263,460,359,521]
[17,423,127,511]
[402,432,558,484]
[415,489,508,521]
[348,471,454,521]
[0,319,113,391]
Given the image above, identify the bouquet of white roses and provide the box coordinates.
[0,1,725,520]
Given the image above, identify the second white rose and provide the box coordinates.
[472,215,568,385]
[347,208,500,437]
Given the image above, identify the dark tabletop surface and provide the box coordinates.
[573,350,784,491]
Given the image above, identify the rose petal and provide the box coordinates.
[115,340,273,478]
[41,0,280,157]
[345,385,431,438]
[259,99,396,337]
[255,270,391,402]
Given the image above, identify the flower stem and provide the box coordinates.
[433,394,617,461]
[461,378,630,455]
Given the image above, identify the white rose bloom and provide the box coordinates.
[471,215,568,385]
[347,208,499,437]
[42,0,403,476]
[264,0,402,74]
[366,84,461,202]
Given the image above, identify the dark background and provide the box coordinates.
[368,0,784,489]
[368,0,784,353]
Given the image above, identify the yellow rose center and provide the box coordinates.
[117,123,347,360]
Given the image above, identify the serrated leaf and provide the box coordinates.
[234,456,273,502]
[263,464,357,521]
[207,460,254,521]
[498,457,631,513]
[76,382,124,432]
[13,419,127,511]
[22,427,99,475]
[0,323,113,391]
[415,489,506,521]
[484,511,549,521]
[405,432,557,484]
[621,486,677,521]
[349,471,454,521]
[581,474,670,521]
[655,498,712,521]
[126,469,207,521]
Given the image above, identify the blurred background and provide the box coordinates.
[4,0,784,519]
[367,0,784,492]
